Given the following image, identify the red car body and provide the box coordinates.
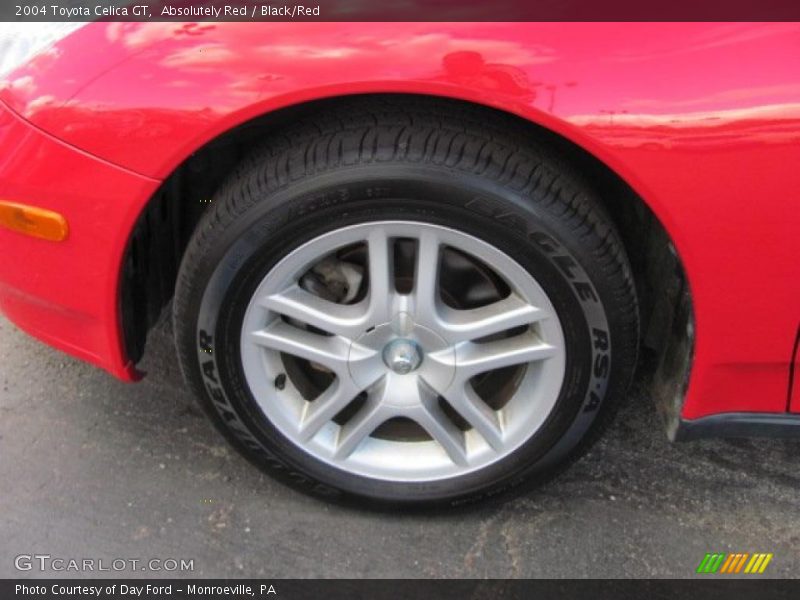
[0,23,798,427]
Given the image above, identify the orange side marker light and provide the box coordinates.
[0,200,69,241]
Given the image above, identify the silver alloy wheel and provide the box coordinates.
[239,221,566,482]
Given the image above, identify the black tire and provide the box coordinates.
[173,98,638,508]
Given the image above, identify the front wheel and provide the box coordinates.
[173,101,638,507]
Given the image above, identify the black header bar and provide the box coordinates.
[4,0,800,22]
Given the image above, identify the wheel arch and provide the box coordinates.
[120,92,693,430]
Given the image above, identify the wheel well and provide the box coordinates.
[121,93,692,413]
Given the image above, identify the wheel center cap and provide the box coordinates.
[382,339,423,374]
[349,322,453,391]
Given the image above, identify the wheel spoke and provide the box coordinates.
[457,332,557,378]
[366,228,394,323]
[297,380,360,442]
[333,380,389,459]
[443,384,504,450]
[411,384,468,466]
[249,320,355,376]
[420,373,504,451]
[259,284,369,339]
[429,330,557,381]
[437,294,545,343]
[412,229,441,317]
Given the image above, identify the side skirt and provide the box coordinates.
[673,413,800,441]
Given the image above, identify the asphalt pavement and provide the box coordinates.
[1,314,799,578]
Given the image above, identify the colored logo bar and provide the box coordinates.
[696,553,773,574]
